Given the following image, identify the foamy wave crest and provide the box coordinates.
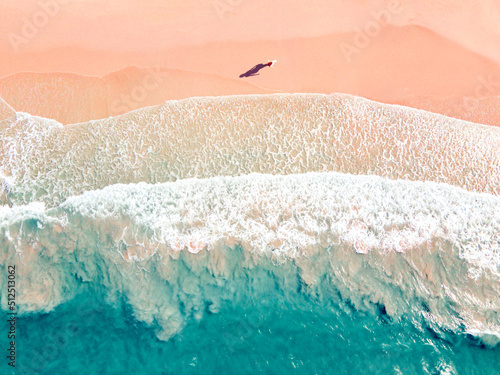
[2,94,500,206]
[1,173,499,345]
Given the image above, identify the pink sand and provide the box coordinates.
[0,0,499,125]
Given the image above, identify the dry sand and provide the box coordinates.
[0,1,499,126]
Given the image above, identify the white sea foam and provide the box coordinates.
[1,94,500,206]
[1,172,498,344]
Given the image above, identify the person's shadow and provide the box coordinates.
[239,63,269,78]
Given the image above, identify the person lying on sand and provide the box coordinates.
[239,60,277,77]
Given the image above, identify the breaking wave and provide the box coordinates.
[1,172,499,346]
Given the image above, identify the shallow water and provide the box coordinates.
[1,94,499,374]
[2,94,500,207]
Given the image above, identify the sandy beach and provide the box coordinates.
[0,1,499,125]
[2,2,500,373]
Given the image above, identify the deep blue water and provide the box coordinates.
[3,286,499,375]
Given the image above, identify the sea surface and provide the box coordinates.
[1,94,499,374]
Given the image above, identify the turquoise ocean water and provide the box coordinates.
[1,94,500,374]
[2,173,500,374]
[3,273,499,375]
